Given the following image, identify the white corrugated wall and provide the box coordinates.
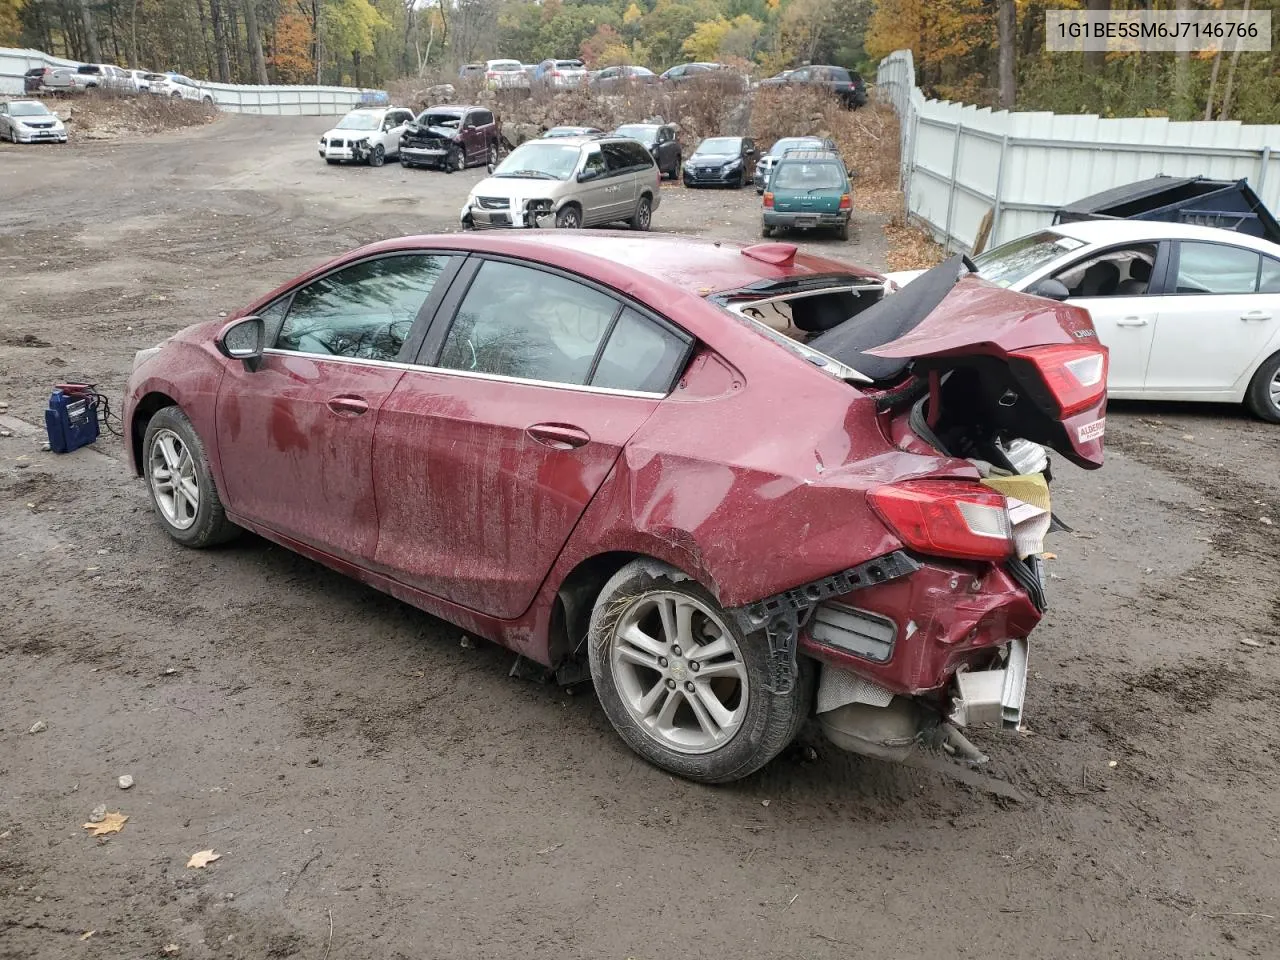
[876,49,1280,252]
[0,46,387,116]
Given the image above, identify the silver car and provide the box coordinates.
[461,136,661,231]
[0,100,68,143]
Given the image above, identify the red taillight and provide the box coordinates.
[1010,343,1108,417]
[487,71,498,79]
[552,70,562,77]
[763,191,774,208]
[868,480,1013,562]
[839,193,852,210]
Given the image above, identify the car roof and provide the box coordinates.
[336,233,875,300]
[1047,218,1280,254]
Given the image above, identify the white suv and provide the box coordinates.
[319,107,415,166]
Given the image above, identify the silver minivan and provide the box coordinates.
[461,135,662,231]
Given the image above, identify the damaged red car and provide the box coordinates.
[124,234,1106,783]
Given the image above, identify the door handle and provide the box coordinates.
[526,422,590,450]
[326,395,369,417]
[1115,317,1149,327]
[1241,310,1273,321]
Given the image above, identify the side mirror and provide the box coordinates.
[1030,278,1071,302]
[577,167,601,182]
[216,315,265,365]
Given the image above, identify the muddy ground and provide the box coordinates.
[1,115,1277,960]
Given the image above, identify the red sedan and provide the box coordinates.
[125,234,1106,783]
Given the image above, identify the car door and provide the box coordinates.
[576,147,614,225]
[1045,242,1165,396]
[1143,240,1280,396]
[600,141,638,221]
[0,104,10,138]
[214,253,461,562]
[370,257,692,618]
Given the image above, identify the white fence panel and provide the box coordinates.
[875,47,1280,253]
[1,46,386,116]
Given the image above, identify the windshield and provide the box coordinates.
[417,111,462,128]
[695,138,739,156]
[615,124,658,143]
[973,230,1085,287]
[773,162,844,190]
[492,142,581,180]
[10,102,51,117]
[336,112,380,131]
[489,61,521,71]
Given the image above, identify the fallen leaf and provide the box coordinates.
[82,812,127,836]
[79,931,95,941]
[162,945,180,956]
[186,849,221,869]
[1041,552,1058,561]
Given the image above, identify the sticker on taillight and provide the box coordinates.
[1077,418,1106,442]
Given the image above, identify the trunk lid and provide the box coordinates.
[810,255,1107,468]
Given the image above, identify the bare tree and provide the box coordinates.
[244,0,270,84]
[78,0,101,62]
[1083,0,1108,70]
[996,0,1015,109]
[1217,0,1250,120]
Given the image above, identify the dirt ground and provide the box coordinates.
[1,114,1277,960]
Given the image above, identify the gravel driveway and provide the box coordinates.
[1,114,1277,960]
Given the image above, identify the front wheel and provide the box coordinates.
[368,144,385,167]
[555,204,582,229]
[445,145,463,173]
[1245,352,1280,423]
[142,406,239,548]
[587,560,814,783]
[488,142,499,167]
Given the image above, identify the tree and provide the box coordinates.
[270,11,314,82]
[0,0,24,45]
[243,0,269,84]
[996,0,1014,108]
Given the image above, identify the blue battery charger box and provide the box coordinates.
[44,385,100,454]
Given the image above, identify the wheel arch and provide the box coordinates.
[545,550,705,668]
[130,391,178,476]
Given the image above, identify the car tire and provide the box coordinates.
[488,141,499,167]
[1245,352,1280,423]
[142,406,239,549]
[836,220,850,241]
[761,224,773,238]
[587,559,814,784]
[445,145,463,173]
[555,204,582,229]
[630,195,652,231]
[668,154,681,180]
[369,144,385,167]
[325,158,339,165]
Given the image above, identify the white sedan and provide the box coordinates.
[886,220,1280,422]
[318,107,415,166]
[0,100,68,143]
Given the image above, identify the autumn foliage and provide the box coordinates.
[270,13,315,85]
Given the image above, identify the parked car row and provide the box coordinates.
[23,63,214,102]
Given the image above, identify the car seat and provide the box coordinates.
[1075,260,1121,297]
[1115,258,1152,296]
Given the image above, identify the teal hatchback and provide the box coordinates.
[761,150,852,241]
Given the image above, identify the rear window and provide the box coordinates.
[828,67,852,82]
[77,65,101,74]
[489,61,521,71]
[555,60,584,69]
[773,162,845,190]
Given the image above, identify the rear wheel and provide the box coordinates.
[142,406,239,549]
[835,220,850,241]
[369,144,385,167]
[1245,352,1280,423]
[630,195,652,231]
[761,223,773,238]
[587,559,814,783]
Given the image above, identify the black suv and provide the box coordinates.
[612,122,682,180]
[775,65,868,109]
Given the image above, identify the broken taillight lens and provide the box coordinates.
[763,191,774,208]
[1010,343,1108,417]
[868,480,1013,562]
[839,194,852,210]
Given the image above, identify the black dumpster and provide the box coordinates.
[1053,175,1280,244]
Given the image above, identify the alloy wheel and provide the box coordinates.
[1271,368,1280,412]
[607,590,749,755]
[148,428,200,530]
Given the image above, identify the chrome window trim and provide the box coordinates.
[260,348,666,400]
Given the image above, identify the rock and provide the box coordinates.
[117,775,134,790]
[1240,638,1263,648]
[460,635,476,649]
[28,720,47,734]
[89,804,107,823]
[0,429,12,438]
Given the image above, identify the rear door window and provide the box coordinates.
[436,261,619,386]
[1174,242,1261,294]
[591,309,690,393]
[623,141,653,168]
